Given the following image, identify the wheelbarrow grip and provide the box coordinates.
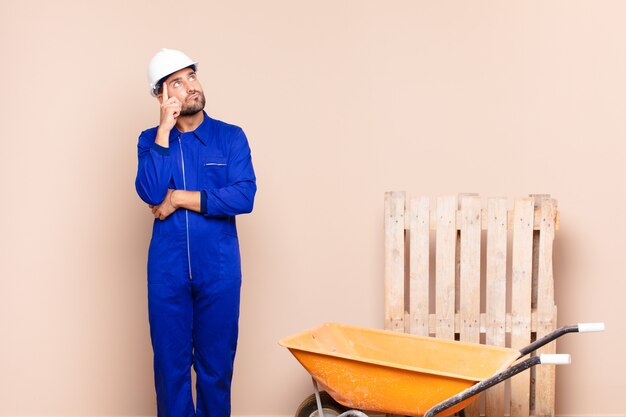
[540,354,571,365]
[578,322,605,332]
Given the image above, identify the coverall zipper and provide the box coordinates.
[178,136,193,280]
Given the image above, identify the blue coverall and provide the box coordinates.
[135,111,256,417]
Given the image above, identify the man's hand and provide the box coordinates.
[156,83,181,143]
[150,189,178,220]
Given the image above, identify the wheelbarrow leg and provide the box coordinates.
[312,378,325,417]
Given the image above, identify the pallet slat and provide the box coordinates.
[485,197,508,417]
[405,207,559,231]
[435,196,457,340]
[384,192,405,333]
[459,195,482,417]
[459,195,481,343]
[535,198,557,417]
[424,310,545,334]
[409,197,430,336]
[510,198,535,417]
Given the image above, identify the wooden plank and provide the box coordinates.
[384,191,405,332]
[485,198,508,417]
[510,198,535,417]
[459,195,482,417]
[534,198,558,417]
[409,196,430,336]
[426,310,546,335]
[459,195,481,343]
[455,223,461,320]
[435,196,456,340]
[529,196,544,414]
[418,207,559,231]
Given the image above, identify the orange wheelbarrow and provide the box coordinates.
[279,322,603,417]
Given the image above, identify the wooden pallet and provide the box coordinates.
[384,192,559,417]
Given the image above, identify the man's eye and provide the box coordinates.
[173,81,181,88]
[189,75,196,81]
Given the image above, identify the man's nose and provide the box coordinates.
[182,80,195,93]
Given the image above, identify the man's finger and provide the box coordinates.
[163,82,169,101]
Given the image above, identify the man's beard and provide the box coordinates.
[180,91,206,116]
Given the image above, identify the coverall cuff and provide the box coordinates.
[151,143,170,156]
[200,190,208,214]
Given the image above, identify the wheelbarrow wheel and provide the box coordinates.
[295,391,348,417]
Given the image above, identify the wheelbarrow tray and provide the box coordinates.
[279,323,520,417]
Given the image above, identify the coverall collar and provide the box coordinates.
[169,111,212,145]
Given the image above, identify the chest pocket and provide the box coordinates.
[200,156,228,188]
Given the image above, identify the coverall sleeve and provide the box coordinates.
[135,132,173,206]
[202,129,257,217]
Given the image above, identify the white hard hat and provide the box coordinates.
[147,48,198,96]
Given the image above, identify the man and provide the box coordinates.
[135,48,256,417]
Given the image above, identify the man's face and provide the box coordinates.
[158,67,206,116]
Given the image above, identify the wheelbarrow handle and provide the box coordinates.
[424,323,604,417]
[518,322,605,357]
[423,354,570,417]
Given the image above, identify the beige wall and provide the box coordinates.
[0,1,624,416]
